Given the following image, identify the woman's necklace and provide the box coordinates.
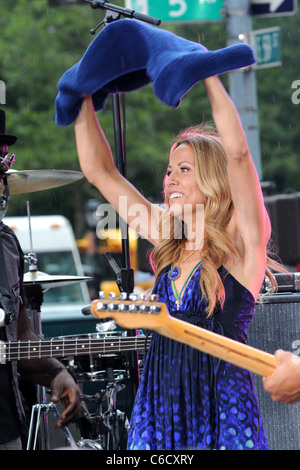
[167,249,199,281]
[172,259,202,310]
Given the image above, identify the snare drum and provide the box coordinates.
[57,331,127,383]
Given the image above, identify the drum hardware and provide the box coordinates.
[75,367,126,384]
[76,379,129,450]
[103,367,128,450]
[23,202,49,450]
[77,438,103,450]
[95,319,117,332]
[21,201,91,450]
[58,333,128,384]
[54,329,133,450]
[26,402,79,450]
[76,394,109,445]
[23,270,91,292]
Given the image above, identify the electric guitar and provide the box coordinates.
[90,296,277,377]
[0,333,151,364]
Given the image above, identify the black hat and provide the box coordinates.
[0,109,17,146]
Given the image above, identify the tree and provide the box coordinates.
[253,14,300,193]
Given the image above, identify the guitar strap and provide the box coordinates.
[0,229,15,325]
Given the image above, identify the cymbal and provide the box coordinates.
[4,169,84,194]
[24,270,91,291]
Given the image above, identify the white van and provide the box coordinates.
[4,215,96,337]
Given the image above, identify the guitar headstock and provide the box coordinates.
[90,292,168,330]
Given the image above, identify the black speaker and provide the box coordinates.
[264,193,300,265]
[247,293,300,450]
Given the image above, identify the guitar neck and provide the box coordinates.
[90,298,277,377]
[0,334,151,364]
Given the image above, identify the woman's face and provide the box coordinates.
[164,143,206,222]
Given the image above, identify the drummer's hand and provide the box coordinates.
[50,369,81,427]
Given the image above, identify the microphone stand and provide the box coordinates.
[81,1,161,407]
[82,0,161,32]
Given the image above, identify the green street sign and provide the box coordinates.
[125,0,225,22]
[248,27,281,69]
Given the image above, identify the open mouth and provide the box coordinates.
[169,192,183,200]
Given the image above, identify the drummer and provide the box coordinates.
[0,109,81,450]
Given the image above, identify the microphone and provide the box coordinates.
[87,1,161,26]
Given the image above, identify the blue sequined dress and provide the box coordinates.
[127,265,268,450]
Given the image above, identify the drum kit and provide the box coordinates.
[3,168,139,450]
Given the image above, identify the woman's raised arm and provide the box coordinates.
[203,76,271,249]
[74,96,161,244]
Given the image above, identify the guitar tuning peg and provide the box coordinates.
[119,292,128,300]
[108,292,116,299]
[140,304,150,313]
[108,302,118,311]
[119,303,129,312]
[129,304,140,312]
[98,290,105,299]
[150,304,161,313]
[129,293,138,301]
[140,294,149,302]
[96,301,108,311]
[150,294,159,302]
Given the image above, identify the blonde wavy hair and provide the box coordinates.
[149,125,282,316]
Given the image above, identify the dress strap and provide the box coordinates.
[171,260,202,310]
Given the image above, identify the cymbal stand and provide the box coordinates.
[23,201,49,449]
[26,402,79,450]
[76,396,106,450]
[75,369,127,450]
[103,375,125,449]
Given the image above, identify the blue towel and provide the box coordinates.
[55,19,255,126]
